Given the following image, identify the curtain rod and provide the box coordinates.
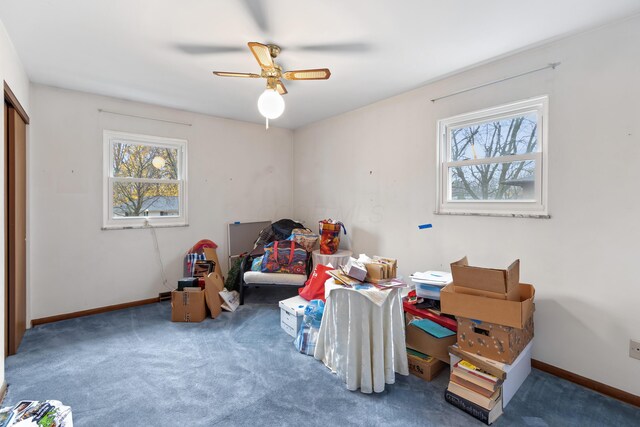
[430,62,561,103]
[97,109,192,126]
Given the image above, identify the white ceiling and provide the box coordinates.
[1,1,639,129]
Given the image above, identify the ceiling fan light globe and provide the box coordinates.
[152,156,166,169]
[258,89,285,119]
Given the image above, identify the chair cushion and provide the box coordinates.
[243,271,307,286]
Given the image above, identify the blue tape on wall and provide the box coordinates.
[418,224,433,230]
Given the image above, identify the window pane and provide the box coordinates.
[450,113,538,161]
[112,182,180,218]
[112,142,178,179]
[449,160,535,201]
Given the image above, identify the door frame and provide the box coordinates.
[4,81,29,357]
[3,83,29,126]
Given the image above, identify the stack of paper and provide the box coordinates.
[410,271,453,286]
[410,271,453,301]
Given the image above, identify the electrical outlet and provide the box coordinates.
[630,339,640,360]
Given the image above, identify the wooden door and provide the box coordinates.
[6,105,27,355]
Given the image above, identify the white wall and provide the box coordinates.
[293,16,640,396]
[0,18,31,389]
[29,84,293,320]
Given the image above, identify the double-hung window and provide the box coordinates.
[103,130,188,229]
[436,96,548,217]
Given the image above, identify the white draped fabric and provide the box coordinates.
[311,249,352,269]
[314,280,409,393]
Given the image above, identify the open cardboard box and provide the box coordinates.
[440,283,535,329]
[450,284,520,301]
[204,272,225,319]
[450,257,520,300]
[203,247,224,279]
[405,313,457,364]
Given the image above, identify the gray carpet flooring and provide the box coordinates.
[3,287,639,426]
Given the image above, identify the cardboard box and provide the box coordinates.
[203,247,224,279]
[405,313,457,364]
[450,284,520,301]
[204,272,225,318]
[407,350,446,381]
[450,257,520,300]
[279,295,308,338]
[171,288,207,322]
[457,315,534,364]
[440,283,535,329]
[450,340,532,408]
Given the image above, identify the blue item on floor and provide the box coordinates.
[295,299,324,355]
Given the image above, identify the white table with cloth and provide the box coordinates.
[313,278,409,393]
[311,249,352,269]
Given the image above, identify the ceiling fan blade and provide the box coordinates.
[248,42,274,70]
[283,68,331,80]
[175,44,245,55]
[275,80,288,95]
[293,42,371,53]
[213,71,261,78]
[240,0,270,34]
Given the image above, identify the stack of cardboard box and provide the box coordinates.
[403,299,457,382]
[440,257,535,425]
[403,269,456,382]
[172,246,228,323]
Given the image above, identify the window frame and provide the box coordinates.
[435,96,549,217]
[102,130,188,229]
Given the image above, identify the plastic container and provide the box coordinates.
[414,282,443,300]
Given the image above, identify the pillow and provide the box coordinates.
[298,264,332,302]
[251,256,263,271]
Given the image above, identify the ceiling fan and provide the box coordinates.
[212,42,331,126]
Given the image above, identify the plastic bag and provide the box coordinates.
[260,240,307,274]
[294,300,325,355]
[318,220,347,254]
[298,264,331,302]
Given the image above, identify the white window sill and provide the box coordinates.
[434,211,550,219]
[101,223,189,230]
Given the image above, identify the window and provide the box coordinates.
[103,130,187,229]
[436,96,548,217]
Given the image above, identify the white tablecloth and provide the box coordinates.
[311,249,352,269]
[314,279,409,393]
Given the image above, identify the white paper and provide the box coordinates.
[410,270,452,285]
[219,290,240,312]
